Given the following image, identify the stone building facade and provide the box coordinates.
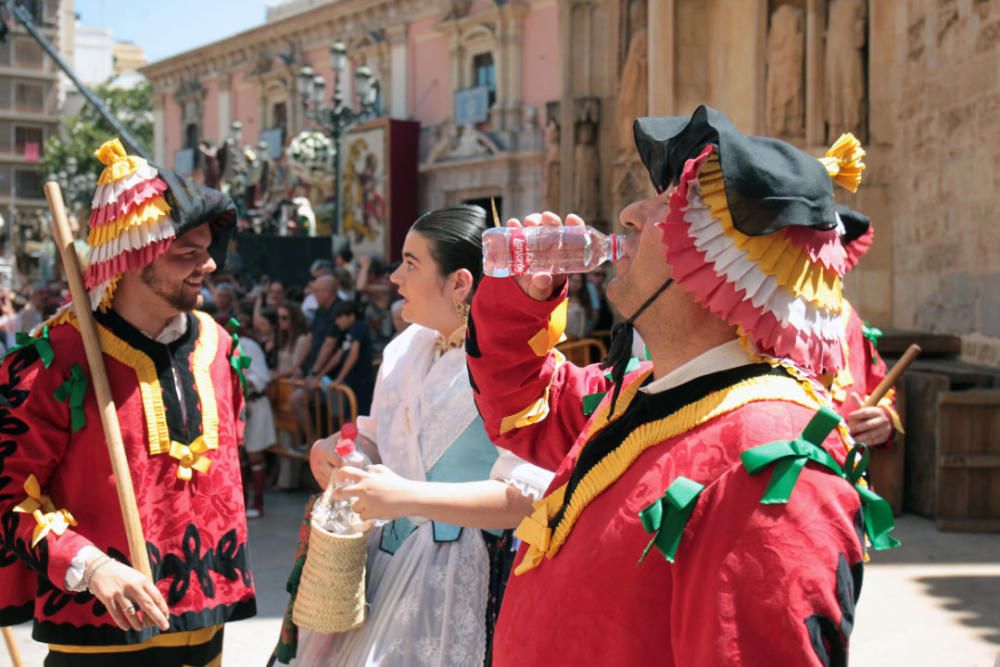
[143,0,1000,365]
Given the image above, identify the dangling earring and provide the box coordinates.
[456,301,470,324]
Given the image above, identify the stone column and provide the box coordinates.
[153,92,166,165]
[647,0,673,115]
[387,24,408,119]
[217,82,231,143]
[805,0,827,147]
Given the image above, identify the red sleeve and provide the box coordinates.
[0,347,95,592]
[669,445,865,665]
[853,309,901,445]
[467,277,611,471]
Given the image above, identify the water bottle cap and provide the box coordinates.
[342,423,358,439]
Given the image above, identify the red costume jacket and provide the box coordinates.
[467,278,872,666]
[830,302,902,444]
[0,309,254,646]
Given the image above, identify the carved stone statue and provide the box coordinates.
[573,98,601,223]
[765,4,805,137]
[824,0,867,139]
[616,0,648,159]
[543,111,561,212]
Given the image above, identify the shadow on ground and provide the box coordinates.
[914,575,1000,646]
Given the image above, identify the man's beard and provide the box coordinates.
[140,264,200,312]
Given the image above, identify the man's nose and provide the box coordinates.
[201,254,217,274]
[618,201,646,232]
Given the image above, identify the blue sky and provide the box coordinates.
[73,0,273,63]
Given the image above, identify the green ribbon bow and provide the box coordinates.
[740,406,900,552]
[582,392,605,416]
[603,356,641,381]
[583,357,643,415]
[861,321,883,367]
[228,317,250,395]
[6,327,54,368]
[53,363,88,432]
[637,476,705,565]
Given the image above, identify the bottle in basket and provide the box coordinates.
[293,422,372,635]
[482,225,625,278]
[311,423,371,535]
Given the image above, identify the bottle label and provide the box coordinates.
[508,227,533,276]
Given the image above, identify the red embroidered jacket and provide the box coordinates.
[830,302,902,444]
[0,309,254,646]
[467,278,868,666]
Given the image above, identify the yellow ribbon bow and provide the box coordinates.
[29,508,78,548]
[819,132,866,193]
[512,486,566,576]
[169,436,213,481]
[14,475,78,547]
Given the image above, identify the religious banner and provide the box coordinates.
[340,117,419,262]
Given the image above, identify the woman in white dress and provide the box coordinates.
[275,206,553,667]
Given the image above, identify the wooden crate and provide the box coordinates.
[901,371,951,517]
[935,390,1000,532]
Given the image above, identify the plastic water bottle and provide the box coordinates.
[482,225,625,278]
[312,423,372,534]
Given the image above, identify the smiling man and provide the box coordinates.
[467,106,898,665]
[0,139,255,666]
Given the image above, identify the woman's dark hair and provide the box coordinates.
[258,306,280,368]
[259,306,279,332]
[411,205,488,288]
[277,301,309,352]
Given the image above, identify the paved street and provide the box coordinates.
[6,491,999,666]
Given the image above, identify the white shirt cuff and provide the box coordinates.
[65,545,104,592]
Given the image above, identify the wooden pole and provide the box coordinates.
[2,626,24,667]
[865,344,922,408]
[43,182,153,580]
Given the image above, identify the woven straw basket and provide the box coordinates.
[292,522,371,634]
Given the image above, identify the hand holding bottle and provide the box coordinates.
[502,212,587,301]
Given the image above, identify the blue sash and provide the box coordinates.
[379,417,503,554]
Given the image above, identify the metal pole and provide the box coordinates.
[333,124,342,238]
[7,172,14,261]
[1,0,150,160]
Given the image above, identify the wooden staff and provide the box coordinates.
[2,626,24,667]
[43,182,153,580]
[864,343,922,408]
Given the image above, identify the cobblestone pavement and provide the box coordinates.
[6,491,999,666]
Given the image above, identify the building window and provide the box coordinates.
[14,82,44,112]
[272,101,287,136]
[14,169,43,199]
[184,122,199,150]
[14,37,43,69]
[19,0,44,24]
[15,126,43,156]
[472,52,496,107]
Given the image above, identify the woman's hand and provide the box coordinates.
[309,432,344,489]
[332,465,416,522]
[506,211,584,301]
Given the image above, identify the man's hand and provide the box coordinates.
[506,211,585,301]
[87,557,170,632]
[332,465,416,522]
[846,392,893,446]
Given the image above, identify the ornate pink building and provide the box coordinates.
[141,0,560,219]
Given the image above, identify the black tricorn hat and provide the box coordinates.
[633,105,839,236]
[157,168,237,271]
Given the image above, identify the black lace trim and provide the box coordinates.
[0,347,48,575]
[31,598,256,646]
[149,524,253,606]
